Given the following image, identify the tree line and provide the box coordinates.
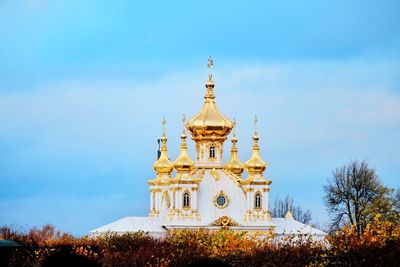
[272,160,399,234]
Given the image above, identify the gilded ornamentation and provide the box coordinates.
[162,191,171,209]
[186,57,233,143]
[245,115,267,178]
[213,190,229,209]
[210,168,220,181]
[153,117,174,176]
[225,120,245,176]
[174,127,194,173]
[211,216,240,228]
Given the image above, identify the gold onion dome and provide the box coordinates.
[225,120,244,176]
[174,116,194,173]
[245,116,267,176]
[153,117,174,176]
[186,57,233,141]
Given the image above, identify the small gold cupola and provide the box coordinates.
[174,115,194,174]
[245,115,267,178]
[225,119,244,176]
[153,117,174,176]
[186,57,233,142]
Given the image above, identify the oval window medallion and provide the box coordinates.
[214,191,229,209]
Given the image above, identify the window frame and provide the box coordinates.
[209,146,216,158]
[254,192,262,210]
[183,190,191,210]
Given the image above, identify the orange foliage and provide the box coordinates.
[1,218,399,267]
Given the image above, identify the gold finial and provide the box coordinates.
[207,56,214,80]
[153,116,174,177]
[245,115,266,179]
[174,114,194,174]
[182,114,187,134]
[225,117,244,176]
[253,115,258,135]
[232,118,237,137]
[162,116,166,137]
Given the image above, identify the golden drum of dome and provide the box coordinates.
[245,133,267,175]
[186,77,233,141]
[225,136,244,176]
[174,133,194,172]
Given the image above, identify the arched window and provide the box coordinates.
[183,191,190,209]
[209,146,215,158]
[254,192,262,209]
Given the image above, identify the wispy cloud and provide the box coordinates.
[0,59,399,234]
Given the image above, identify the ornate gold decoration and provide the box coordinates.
[245,115,267,178]
[211,216,240,228]
[225,119,244,176]
[162,191,171,209]
[210,168,220,181]
[244,212,271,222]
[174,115,195,173]
[149,209,159,217]
[186,57,233,142]
[213,190,229,209]
[153,117,174,176]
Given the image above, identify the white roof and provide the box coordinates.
[271,218,326,236]
[90,217,166,234]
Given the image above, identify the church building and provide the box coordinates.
[91,58,326,240]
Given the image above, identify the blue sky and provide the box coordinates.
[0,0,399,235]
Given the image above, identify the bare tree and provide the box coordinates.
[270,195,312,224]
[323,160,394,235]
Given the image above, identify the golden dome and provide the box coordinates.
[225,123,244,176]
[153,118,174,176]
[186,62,233,141]
[174,132,194,173]
[245,116,267,176]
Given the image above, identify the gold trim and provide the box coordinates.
[210,168,220,181]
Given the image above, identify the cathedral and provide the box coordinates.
[92,58,326,240]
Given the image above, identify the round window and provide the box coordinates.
[216,195,226,206]
[214,191,229,209]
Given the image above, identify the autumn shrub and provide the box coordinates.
[1,217,399,267]
[96,231,161,267]
[164,229,260,266]
[324,214,400,266]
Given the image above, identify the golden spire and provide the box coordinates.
[153,117,174,176]
[205,56,215,97]
[225,118,244,176]
[186,57,233,141]
[174,114,194,173]
[245,115,267,178]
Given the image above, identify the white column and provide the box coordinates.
[150,190,154,210]
[155,190,160,211]
[177,190,181,210]
[192,188,197,210]
[264,190,269,212]
[246,189,251,211]
[172,190,176,209]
